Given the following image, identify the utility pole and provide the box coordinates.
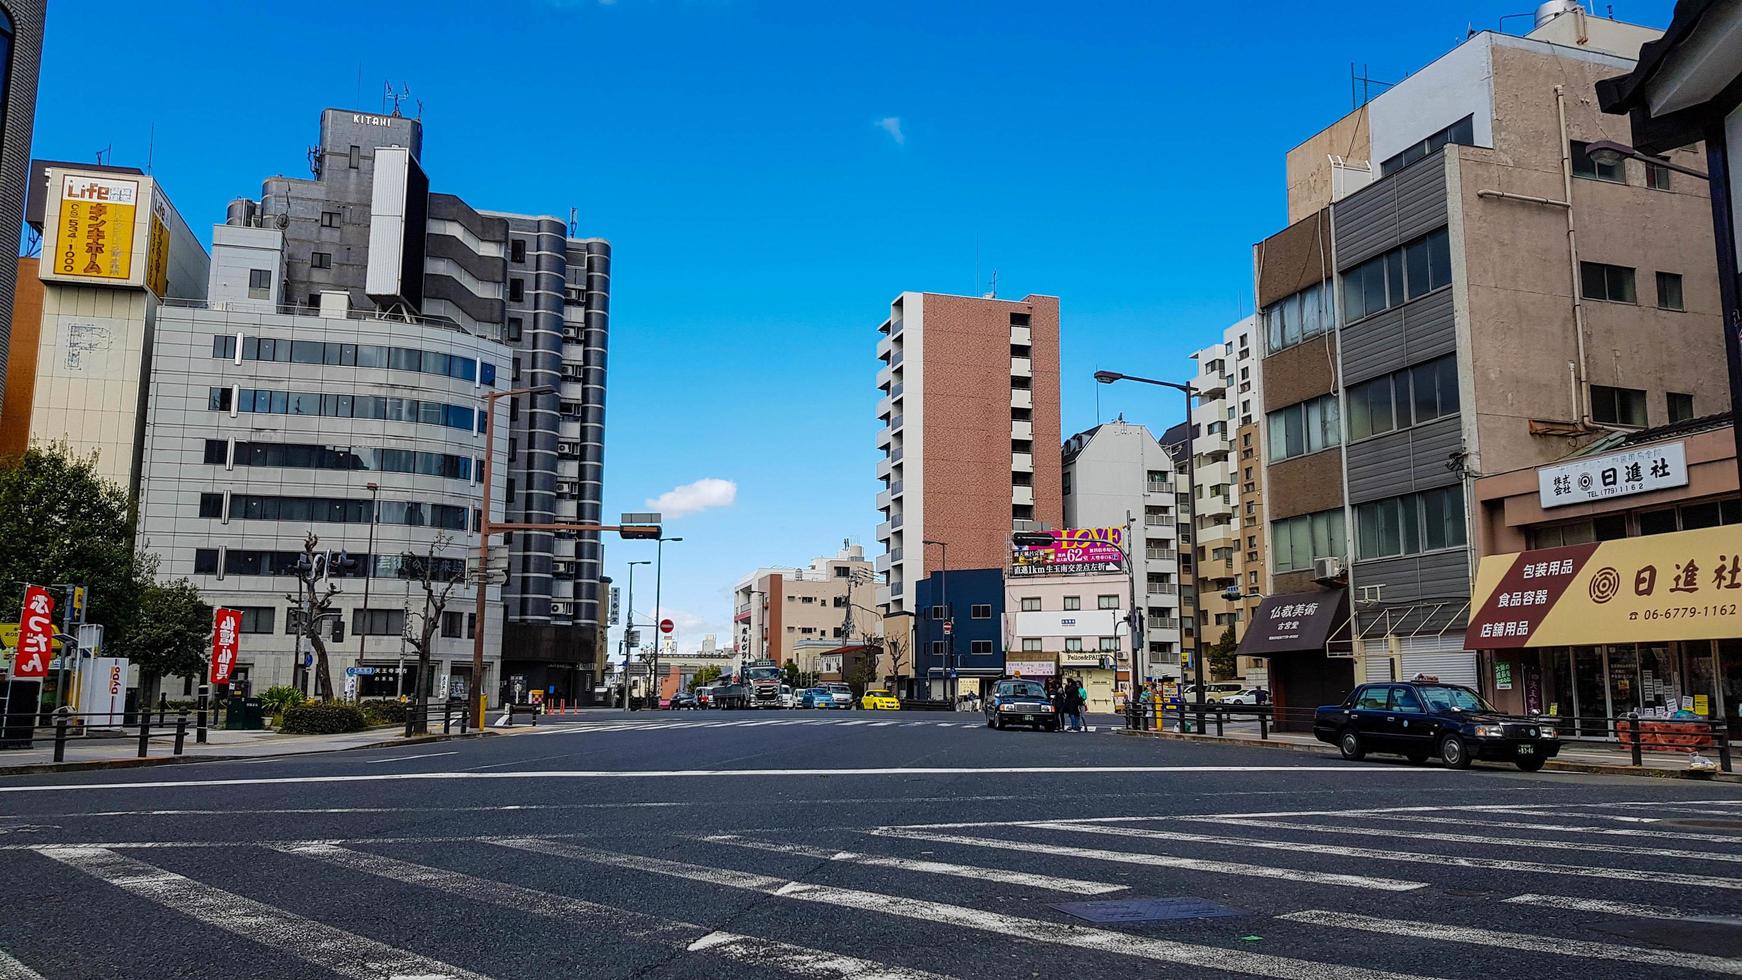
[620,560,649,708]
[923,539,950,702]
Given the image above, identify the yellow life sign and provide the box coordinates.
[146,208,169,298]
[54,175,138,281]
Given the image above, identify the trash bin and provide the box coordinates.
[225,696,264,731]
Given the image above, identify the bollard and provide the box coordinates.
[1627,711,1643,767]
[174,711,189,756]
[460,706,469,735]
[137,717,152,758]
[1717,723,1733,774]
[157,693,169,728]
[53,706,70,763]
[1215,710,1224,737]
[1177,699,1187,733]
[1259,708,1269,741]
[1195,706,1206,737]
[196,685,209,745]
[443,701,453,735]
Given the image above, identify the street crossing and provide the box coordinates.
[2,795,1740,977]
[523,714,1103,736]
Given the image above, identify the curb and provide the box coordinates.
[1113,728,1742,782]
[0,730,497,777]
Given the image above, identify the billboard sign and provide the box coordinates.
[210,608,242,686]
[51,174,139,282]
[145,193,171,298]
[1539,441,1687,508]
[1011,527,1126,575]
[14,585,55,680]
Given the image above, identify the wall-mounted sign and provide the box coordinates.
[1012,527,1125,576]
[51,175,139,282]
[1539,441,1687,508]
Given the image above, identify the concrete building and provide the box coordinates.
[1060,420,1185,680]
[215,108,613,699]
[734,542,880,668]
[874,291,1063,691]
[0,1,43,418]
[1241,8,1727,723]
[1004,569,1132,713]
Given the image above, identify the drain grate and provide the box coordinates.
[1051,896,1245,924]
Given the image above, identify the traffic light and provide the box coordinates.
[619,524,663,540]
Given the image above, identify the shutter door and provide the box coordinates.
[1364,656,1396,684]
[1398,635,1478,688]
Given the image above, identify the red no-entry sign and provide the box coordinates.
[659,619,674,634]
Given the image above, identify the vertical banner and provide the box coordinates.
[14,585,55,680]
[210,608,241,686]
[53,175,139,281]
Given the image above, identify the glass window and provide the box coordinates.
[1668,392,1695,423]
[1021,638,1041,652]
[1065,638,1083,651]
[310,252,332,270]
[1656,271,1684,311]
[1020,597,1041,612]
[1571,141,1624,182]
[1063,596,1081,611]
[1682,501,1723,530]
[1403,237,1429,299]
[1581,262,1637,303]
[1646,161,1672,191]
[1590,385,1647,427]
[1348,374,1394,440]
[356,345,387,369]
[971,603,992,619]
[1097,595,1119,609]
[1391,686,1425,712]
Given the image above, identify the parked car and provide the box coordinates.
[819,682,855,709]
[798,687,832,709]
[667,693,698,710]
[1200,682,1247,702]
[695,686,716,708]
[1221,688,1268,705]
[984,678,1058,731]
[779,685,795,709]
[1314,679,1561,771]
[860,689,900,710]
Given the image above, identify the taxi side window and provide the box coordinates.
[1390,686,1425,713]
[1355,687,1390,710]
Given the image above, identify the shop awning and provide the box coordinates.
[1470,525,1742,648]
[1237,589,1349,657]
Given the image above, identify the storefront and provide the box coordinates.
[1236,589,1351,731]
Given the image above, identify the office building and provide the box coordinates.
[1241,7,1727,722]
[1060,420,1184,680]
[0,1,43,417]
[734,542,879,667]
[1005,554,1132,712]
[206,108,613,700]
[874,291,1063,693]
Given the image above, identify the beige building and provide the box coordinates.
[1004,569,1132,713]
[733,542,881,668]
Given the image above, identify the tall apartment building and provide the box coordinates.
[874,291,1062,694]
[1243,7,1726,718]
[0,0,43,417]
[1060,420,1184,679]
[733,542,879,671]
[210,108,612,699]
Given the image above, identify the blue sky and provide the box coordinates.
[34,0,1673,652]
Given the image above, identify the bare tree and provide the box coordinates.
[285,532,342,701]
[400,534,463,734]
[883,631,910,692]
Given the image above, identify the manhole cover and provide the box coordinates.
[1052,896,1245,924]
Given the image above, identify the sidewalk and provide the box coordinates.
[0,724,488,774]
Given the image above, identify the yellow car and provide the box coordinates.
[860,690,901,710]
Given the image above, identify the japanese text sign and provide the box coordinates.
[1538,442,1687,508]
[14,585,55,679]
[51,175,138,282]
[210,608,242,686]
[1011,527,1125,575]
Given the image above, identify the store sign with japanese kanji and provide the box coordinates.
[1470,525,1742,647]
[1538,441,1687,508]
[13,585,55,680]
[210,608,242,686]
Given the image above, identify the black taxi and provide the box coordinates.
[1314,677,1560,771]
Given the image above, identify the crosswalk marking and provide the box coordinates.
[1342,811,1742,845]
[1202,815,1742,864]
[1503,893,1742,926]
[281,844,955,980]
[703,834,1128,894]
[0,948,44,980]
[1279,910,1742,975]
[41,846,492,980]
[1025,820,1742,890]
[489,838,1447,980]
[872,828,1427,892]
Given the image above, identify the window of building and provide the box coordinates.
[347,145,361,169]
[1063,596,1081,611]
[970,603,992,619]
[1581,261,1636,303]
[1570,140,1624,182]
[1668,391,1696,423]
[1342,228,1451,323]
[931,604,947,620]
[1021,638,1041,652]
[511,240,526,263]
[1097,595,1119,609]
[1020,597,1041,612]
[352,609,406,636]
[1099,636,1119,652]
[970,639,993,655]
[930,641,946,655]
[198,493,224,519]
[1065,638,1083,652]
[1355,486,1467,560]
[1263,280,1333,353]
[1646,161,1672,191]
[509,279,525,302]
[1590,384,1648,427]
[1347,354,1461,440]
[237,607,275,634]
[440,611,465,638]
[1010,312,1030,326]
[1267,393,1340,461]
[320,211,339,228]
[246,269,270,300]
[1272,509,1346,572]
[310,251,332,270]
[1379,115,1476,176]
[1656,271,1684,311]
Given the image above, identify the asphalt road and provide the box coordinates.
[0,708,1739,979]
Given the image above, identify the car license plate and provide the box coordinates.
[1518,745,1535,756]
[1023,714,1035,722]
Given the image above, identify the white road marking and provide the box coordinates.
[363,751,458,765]
[0,765,1432,795]
[872,828,1426,892]
[870,722,898,727]
[282,844,956,980]
[1505,809,1663,823]
[1344,811,1742,845]
[703,834,1126,894]
[1280,910,1742,976]
[1023,821,1742,890]
[490,838,1447,980]
[40,847,492,980]
[0,947,44,980]
[1201,816,1742,864]
[1503,893,1742,926]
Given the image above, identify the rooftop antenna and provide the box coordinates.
[94,144,111,166]
[569,206,578,238]
[385,83,411,118]
[1349,63,1396,109]
[985,270,998,299]
[145,123,155,175]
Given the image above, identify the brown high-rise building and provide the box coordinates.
[873,292,1062,695]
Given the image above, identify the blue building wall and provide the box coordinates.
[913,567,1005,695]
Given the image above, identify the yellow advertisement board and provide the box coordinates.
[145,206,169,298]
[51,174,138,282]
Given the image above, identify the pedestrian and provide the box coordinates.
[1063,677,1084,732]
[1051,680,1067,732]
[1075,677,1090,731]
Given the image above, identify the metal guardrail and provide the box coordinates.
[1124,699,1276,739]
[403,698,472,737]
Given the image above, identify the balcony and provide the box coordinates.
[1149,619,1182,632]
[890,479,904,497]
[876,395,893,420]
[1194,375,1227,398]
[876,521,893,540]
[1011,355,1031,377]
[1146,548,1178,561]
[1011,388,1032,411]
[1010,324,1031,345]
[875,427,892,450]
[891,350,905,368]
[891,316,904,339]
[876,456,892,480]
[876,489,892,511]
[877,363,893,389]
[875,553,892,573]
[892,413,905,432]
[1012,485,1034,506]
[1012,451,1034,472]
[890,381,904,400]
[876,335,893,360]
[1145,481,1171,494]
[1146,583,1179,595]
[891,513,904,530]
[892,446,905,462]
[1011,419,1033,441]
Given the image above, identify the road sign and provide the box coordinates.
[624,629,641,648]
[942,620,954,636]
[14,585,54,680]
[210,608,242,686]
[345,666,377,677]
[659,619,674,634]
[608,587,621,626]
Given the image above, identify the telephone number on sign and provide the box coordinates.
[1630,604,1740,621]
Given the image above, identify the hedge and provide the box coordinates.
[360,699,408,725]
[281,701,368,734]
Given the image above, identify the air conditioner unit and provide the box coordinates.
[1313,556,1346,582]
[557,441,576,454]
[550,602,570,617]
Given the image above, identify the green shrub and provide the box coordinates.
[360,699,408,725]
[281,701,368,735]
[260,685,306,716]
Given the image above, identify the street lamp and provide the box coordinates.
[620,560,651,708]
[1585,139,1709,179]
[923,539,951,702]
[1095,370,1205,710]
[650,536,682,707]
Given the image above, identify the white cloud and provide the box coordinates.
[875,116,905,146]
[645,477,737,519]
